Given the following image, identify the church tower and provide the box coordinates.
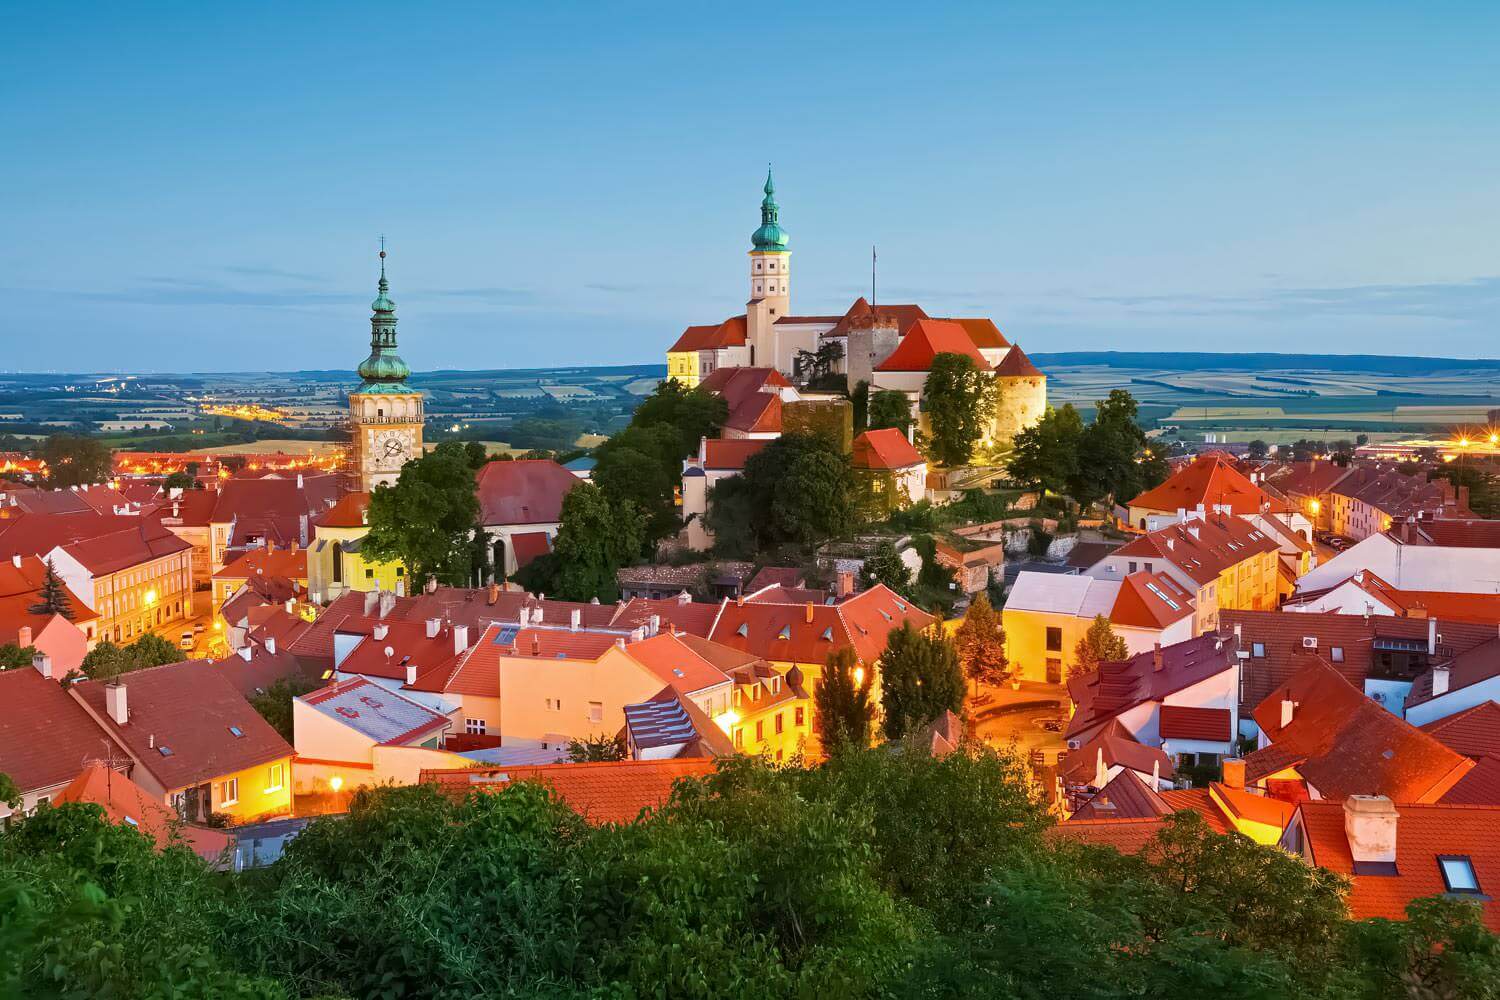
[746,168,790,368]
[348,247,424,492]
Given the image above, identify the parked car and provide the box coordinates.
[179,631,195,651]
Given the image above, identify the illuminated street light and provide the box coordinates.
[328,776,344,792]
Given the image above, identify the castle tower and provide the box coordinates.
[746,167,790,368]
[348,247,424,491]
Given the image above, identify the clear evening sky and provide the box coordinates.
[3,3,1497,372]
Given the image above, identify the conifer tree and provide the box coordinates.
[28,559,73,621]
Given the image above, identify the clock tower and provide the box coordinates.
[348,248,423,492]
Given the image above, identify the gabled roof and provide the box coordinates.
[992,343,1043,378]
[701,438,769,471]
[874,319,990,373]
[1294,800,1500,929]
[73,661,293,791]
[1247,658,1472,802]
[941,317,1009,350]
[300,676,450,746]
[851,428,925,471]
[58,518,193,575]
[1406,639,1500,709]
[1110,571,1196,630]
[0,670,127,795]
[420,758,717,824]
[1046,816,1171,854]
[1158,705,1232,742]
[1420,701,1500,760]
[1060,720,1176,786]
[667,315,748,353]
[707,584,935,665]
[826,297,928,339]
[1112,514,1282,587]
[313,491,370,529]
[335,619,466,683]
[1264,460,1355,498]
[57,763,233,861]
[1069,768,1174,821]
[1128,453,1288,516]
[0,554,98,643]
[1439,756,1500,805]
[624,632,731,697]
[611,596,721,638]
[1403,519,1500,548]
[214,545,308,581]
[475,460,579,526]
[1066,634,1236,740]
[623,685,736,758]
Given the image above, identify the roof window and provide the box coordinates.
[736,623,749,638]
[158,745,174,757]
[1439,856,1481,894]
[777,624,791,640]
[1252,642,1266,658]
[228,725,244,737]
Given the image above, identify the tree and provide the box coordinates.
[28,559,74,621]
[161,470,203,491]
[879,623,966,741]
[922,353,1001,468]
[363,441,483,588]
[0,771,19,811]
[706,433,858,550]
[628,379,728,458]
[793,341,843,387]
[865,541,911,595]
[954,592,1008,694]
[592,441,679,544]
[1007,404,1084,495]
[550,482,646,601]
[1071,614,1128,679]
[42,433,112,488]
[567,733,626,762]
[866,389,914,437]
[815,647,874,755]
[0,644,36,671]
[80,633,189,683]
[850,380,870,433]
[1247,439,1269,459]
[249,676,318,743]
[1073,390,1161,506]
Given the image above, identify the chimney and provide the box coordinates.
[1233,623,1242,641]
[299,513,309,546]
[405,663,418,686]
[10,554,19,568]
[363,591,379,615]
[1152,643,1163,672]
[648,613,661,635]
[453,624,469,654]
[676,590,691,605]
[836,570,854,598]
[1431,665,1450,698]
[1428,617,1438,655]
[1187,524,1200,540]
[105,682,128,725]
[570,608,581,631]
[265,636,276,655]
[1176,507,1186,521]
[425,617,441,638]
[296,473,304,489]
[1280,698,1296,729]
[172,500,181,518]
[1343,795,1398,867]
[805,602,815,624]
[378,591,396,619]
[1221,758,1246,790]
[32,652,51,680]
[17,626,31,648]
[531,633,541,656]
[237,645,252,662]
[487,582,500,605]
[372,623,389,641]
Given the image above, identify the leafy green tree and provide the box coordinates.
[567,733,626,762]
[363,440,483,588]
[0,771,20,811]
[1073,389,1162,506]
[28,559,74,620]
[162,470,204,491]
[80,633,183,682]
[816,647,875,755]
[922,353,1001,468]
[867,389,914,436]
[550,482,645,601]
[707,433,858,550]
[850,380,870,433]
[42,433,113,488]
[702,474,758,558]
[0,643,36,671]
[879,623,965,741]
[1246,439,1270,459]
[249,676,318,743]
[954,592,1008,693]
[1071,614,1128,679]
[865,541,912,595]
[628,379,728,457]
[1007,403,1085,495]
[463,440,491,469]
[592,440,679,544]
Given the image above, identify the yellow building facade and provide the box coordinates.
[306,493,407,604]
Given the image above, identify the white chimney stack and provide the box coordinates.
[363,591,379,615]
[425,617,441,638]
[1280,699,1295,729]
[1344,795,1398,867]
[1431,666,1450,698]
[265,636,276,655]
[453,624,469,654]
[648,614,661,636]
[105,682,128,725]
[570,609,581,631]
[10,554,20,568]
[405,663,418,686]
[1428,617,1438,655]
[372,623,389,641]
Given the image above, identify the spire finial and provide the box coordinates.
[764,164,774,196]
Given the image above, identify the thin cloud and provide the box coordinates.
[1085,276,1500,322]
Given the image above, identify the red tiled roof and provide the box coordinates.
[60,519,192,576]
[1406,638,1500,709]
[668,315,748,353]
[707,584,934,666]
[56,763,232,860]
[73,661,293,791]
[1109,571,1195,629]
[941,317,1010,350]
[1060,721,1176,786]
[1439,756,1500,805]
[510,531,552,570]
[209,474,343,528]
[148,488,219,528]
[699,367,791,435]
[1421,701,1500,760]
[1159,705,1232,742]
[313,491,370,529]
[827,297,929,339]
[335,619,466,683]
[611,597,721,638]
[992,343,1043,378]
[1158,788,1234,834]
[701,438,768,471]
[874,319,990,372]
[1403,519,1500,548]
[1265,461,1355,499]
[1069,768,1173,820]
[1296,800,1500,929]
[1248,658,1472,802]
[1066,633,1235,740]
[475,460,579,526]
[0,670,127,795]
[420,758,717,824]
[851,428,925,471]
[1046,816,1169,854]
[0,554,98,642]
[214,545,308,581]
[624,632,730,697]
[1112,514,1281,587]
[1129,453,1288,516]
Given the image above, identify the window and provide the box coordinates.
[1045,627,1063,652]
[465,718,487,735]
[266,763,284,792]
[756,720,764,742]
[365,568,375,579]
[734,728,743,749]
[1331,646,1345,663]
[218,778,239,806]
[775,712,784,735]
[589,701,604,723]
[1127,561,1137,574]
[545,698,562,712]
[1439,856,1481,894]
[1045,658,1063,684]
[1252,642,1266,658]
[795,707,805,727]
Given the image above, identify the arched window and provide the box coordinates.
[331,541,343,584]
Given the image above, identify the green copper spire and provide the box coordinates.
[750,165,789,253]
[356,246,413,387]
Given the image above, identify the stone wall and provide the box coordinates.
[991,375,1047,445]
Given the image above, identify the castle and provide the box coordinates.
[666,171,1046,448]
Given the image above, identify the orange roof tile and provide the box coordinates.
[1112,514,1282,587]
[1420,701,1500,760]
[624,632,730,697]
[942,317,1010,350]
[420,758,717,824]
[1159,705,1232,742]
[214,545,309,581]
[0,670,127,795]
[874,318,990,372]
[1129,453,1288,516]
[475,460,579,526]
[667,315,748,353]
[993,343,1044,378]
[701,438,768,471]
[851,428,925,471]
[1109,571,1195,629]
[313,491,370,529]
[56,763,232,860]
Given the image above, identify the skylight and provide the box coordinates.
[228,725,244,737]
[1439,856,1481,893]
[158,745,174,757]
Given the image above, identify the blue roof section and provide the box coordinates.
[623,697,698,750]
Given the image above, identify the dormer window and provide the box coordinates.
[777,624,791,640]
[736,623,749,638]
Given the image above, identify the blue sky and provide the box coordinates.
[3,3,1498,372]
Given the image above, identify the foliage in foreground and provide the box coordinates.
[2,750,1499,999]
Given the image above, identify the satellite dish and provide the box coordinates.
[384,645,394,658]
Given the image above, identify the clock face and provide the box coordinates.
[371,429,410,469]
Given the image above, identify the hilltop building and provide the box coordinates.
[348,249,424,492]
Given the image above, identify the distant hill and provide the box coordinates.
[1028,351,1500,375]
